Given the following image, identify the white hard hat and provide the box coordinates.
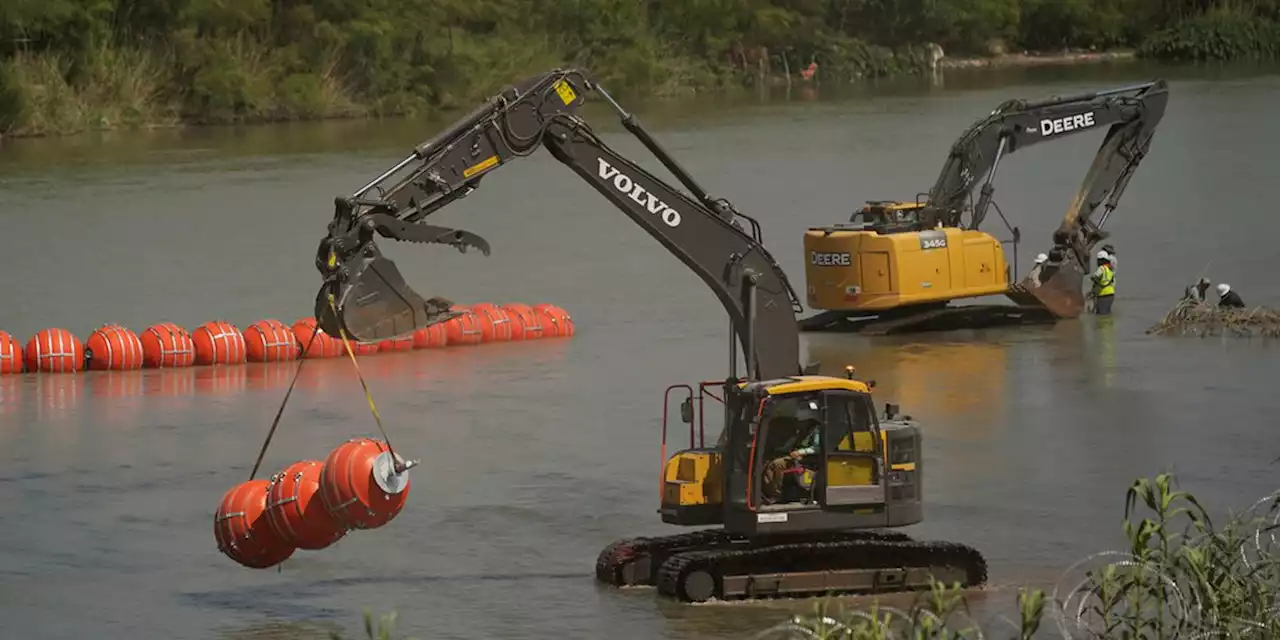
[1097,249,1109,260]
[1217,283,1230,294]
[1034,253,1048,264]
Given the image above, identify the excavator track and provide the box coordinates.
[595,528,915,588]
[654,537,987,603]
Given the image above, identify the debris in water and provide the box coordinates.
[1146,298,1280,338]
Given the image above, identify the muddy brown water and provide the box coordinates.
[3,62,1280,639]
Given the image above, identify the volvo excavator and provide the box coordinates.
[313,68,987,603]
[800,79,1169,335]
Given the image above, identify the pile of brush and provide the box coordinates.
[1147,297,1280,338]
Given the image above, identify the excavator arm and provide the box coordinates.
[921,79,1170,267]
[314,68,807,381]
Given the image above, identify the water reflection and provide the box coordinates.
[0,340,573,417]
[803,332,1013,438]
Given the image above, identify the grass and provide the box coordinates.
[327,473,1280,639]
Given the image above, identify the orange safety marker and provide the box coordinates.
[445,308,483,346]
[502,304,545,340]
[534,304,575,337]
[292,317,342,359]
[412,323,447,349]
[472,303,513,342]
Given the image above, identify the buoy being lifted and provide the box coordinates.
[265,460,348,550]
[319,438,413,530]
[445,307,483,346]
[292,317,342,359]
[214,479,297,569]
[412,323,447,349]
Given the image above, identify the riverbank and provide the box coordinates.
[0,45,1143,142]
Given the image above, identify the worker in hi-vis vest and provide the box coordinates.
[1090,250,1116,315]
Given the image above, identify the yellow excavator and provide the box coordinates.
[312,68,986,603]
[800,80,1169,335]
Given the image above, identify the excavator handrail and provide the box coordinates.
[314,68,809,381]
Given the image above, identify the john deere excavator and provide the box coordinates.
[800,79,1169,334]
[313,68,987,603]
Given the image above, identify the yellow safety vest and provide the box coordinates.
[1095,264,1115,296]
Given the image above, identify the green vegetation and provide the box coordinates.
[2,0,1278,138]
[329,473,1280,640]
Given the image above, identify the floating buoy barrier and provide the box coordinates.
[0,301,574,376]
[503,303,545,340]
[85,324,144,371]
[444,306,483,346]
[413,323,447,349]
[244,319,300,363]
[472,303,513,342]
[0,330,22,374]
[265,460,348,550]
[193,320,247,366]
[141,322,197,368]
[534,304,575,337]
[25,328,84,373]
[214,479,297,569]
[320,437,412,530]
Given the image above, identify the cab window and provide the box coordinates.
[826,392,876,454]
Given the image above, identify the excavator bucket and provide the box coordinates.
[1006,259,1088,319]
[315,241,459,343]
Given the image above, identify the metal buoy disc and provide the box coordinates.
[371,451,410,494]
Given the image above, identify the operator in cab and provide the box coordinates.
[1217,283,1246,309]
[1090,250,1116,315]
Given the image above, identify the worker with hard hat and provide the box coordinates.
[1089,249,1116,314]
[1217,283,1246,309]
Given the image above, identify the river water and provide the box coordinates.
[2,61,1280,639]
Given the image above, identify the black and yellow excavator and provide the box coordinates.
[312,68,987,603]
[800,80,1169,335]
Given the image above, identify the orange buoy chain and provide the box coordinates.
[215,297,416,571]
[0,302,574,375]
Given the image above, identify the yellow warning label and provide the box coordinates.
[463,155,499,178]
[327,250,337,269]
[553,79,577,105]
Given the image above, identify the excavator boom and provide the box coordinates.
[314,68,806,380]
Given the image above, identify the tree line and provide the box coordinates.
[1,0,1277,137]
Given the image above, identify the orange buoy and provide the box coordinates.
[0,330,22,374]
[502,304,545,340]
[292,317,342,359]
[347,341,379,356]
[24,328,84,373]
[244,319,300,363]
[192,321,246,366]
[412,323,448,349]
[214,479,296,569]
[85,324,145,371]
[140,323,196,368]
[266,460,348,550]
[534,304,575,337]
[377,335,414,352]
[444,310,483,346]
[319,438,412,530]
[471,303,513,342]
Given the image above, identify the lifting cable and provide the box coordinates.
[246,292,403,481]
